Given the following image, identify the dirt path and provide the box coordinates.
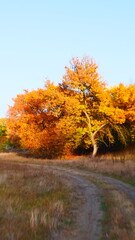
[2,160,135,239]
[48,167,103,240]
[45,166,135,240]
[50,166,135,202]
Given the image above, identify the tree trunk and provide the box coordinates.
[83,110,106,158]
[92,142,98,158]
[91,123,106,158]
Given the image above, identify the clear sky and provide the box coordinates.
[0,0,135,117]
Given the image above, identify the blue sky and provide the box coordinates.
[0,0,135,117]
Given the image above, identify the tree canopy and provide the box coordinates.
[6,57,135,158]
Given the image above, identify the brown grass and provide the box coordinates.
[0,150,135,184]
[101,182,135,240]
[0,160,72,240]
[0,151,135,239]
[57,148,135,185]
[67,158,135,179]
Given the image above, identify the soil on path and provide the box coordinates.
[1,158,135,240]
[50,166,135,202]
[46,166,135,240]
[48,167,103,240]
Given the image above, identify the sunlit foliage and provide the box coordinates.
[7,57,135,158]
[110,83,135,142]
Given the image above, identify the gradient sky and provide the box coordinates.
[0,0,135,117]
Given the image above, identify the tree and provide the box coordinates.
[7,81,81,157]
[60,57,126,157]
[0,118,8,151]
[7,82,64,157]
[0,118,6,137]
[110,83,135,143]
[7,57,130,158]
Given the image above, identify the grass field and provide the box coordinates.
[58,147,135,186]
[0,160,72,240]
[0,149,135,186]
[0,151,135,239]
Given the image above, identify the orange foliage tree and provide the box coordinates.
[7,57,132,158]
[7,81,82,157]
[110,83,135,142]
[60,57,126,157]
[0,118,7,150]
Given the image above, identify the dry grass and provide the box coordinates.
[101,182,135,240]
[0,152,47,163]
[99,146,135,162]
[0,151,135,239]
[0,161,72,240]
[0,150,135,185]
[67,158,135,180]
[57,148,135,185]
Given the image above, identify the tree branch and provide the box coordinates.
[93,123,107,138]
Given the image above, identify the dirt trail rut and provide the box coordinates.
[16,163,135,239]
[46,166,135,240]
[50,166,135,202]
[48,167,103,240]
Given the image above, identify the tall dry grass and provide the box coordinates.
[61,147,135,185]
[68,158,135,178]
[101,182,135,240]
[41,146,135,186]
[0,160,72,240]
[0,150,135,184]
